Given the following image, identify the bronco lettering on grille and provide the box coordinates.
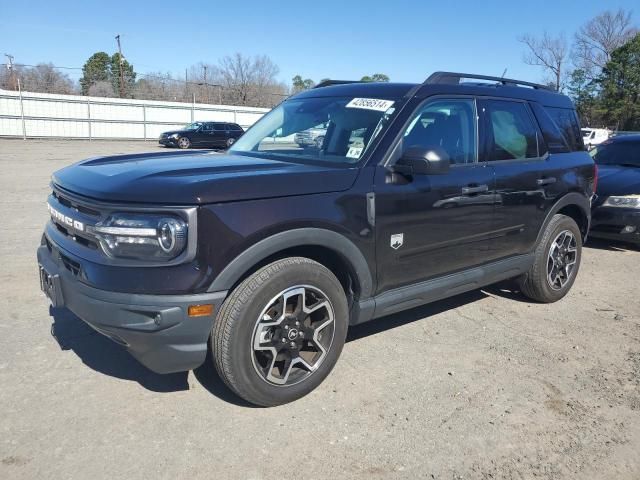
[47,203,85,232]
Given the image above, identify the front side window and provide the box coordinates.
[229,96,398,165]
[401,98,477,164]
[183,122,203,131]
[483,100,539,160]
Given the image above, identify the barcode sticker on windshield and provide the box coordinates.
[346,146,363,159]
[346,98,395,112]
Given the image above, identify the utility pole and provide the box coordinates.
[4,53,17,91]
[115,35,125,98]
[203,65,208,104]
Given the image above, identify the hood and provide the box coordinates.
[161,130,188,136]
[594,164,640,204]
[52,151,359,205]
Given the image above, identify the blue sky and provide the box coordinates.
[0,0,637,86]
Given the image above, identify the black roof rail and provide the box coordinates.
[425,71,554,91]
[314,80,361,89]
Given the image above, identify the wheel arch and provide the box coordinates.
[207,228,374,301]
[536,192,591,245]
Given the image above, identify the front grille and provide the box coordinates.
[48,187,103,251]
[52,190,101,218]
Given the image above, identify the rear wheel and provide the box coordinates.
[226,137,235,148]
[177,137,191,149]
[519,214,582,303]
[211,257,349,406]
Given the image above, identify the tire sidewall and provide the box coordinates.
[219,260,348,406]
[537,216,582,301]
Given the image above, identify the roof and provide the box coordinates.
[294,82,418,99]
[608,134,640,143]
[292,72,573,108]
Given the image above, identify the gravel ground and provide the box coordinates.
[1,139,639,480]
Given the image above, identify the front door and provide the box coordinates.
[193,123,213,146]
[374,97,497,294]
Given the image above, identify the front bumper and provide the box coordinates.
[590,206,640,244]
[37,243,227,373]
[159,137,177,146]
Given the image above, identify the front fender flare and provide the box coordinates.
[207,228,374,298]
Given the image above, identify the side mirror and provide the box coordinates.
[394,146,450,175]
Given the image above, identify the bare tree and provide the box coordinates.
[19,63,76,94]
[215,53,283,107]
[573,8,638,77]
[134,72,185,101]
[519,32,568,91]
[88,81,116,98]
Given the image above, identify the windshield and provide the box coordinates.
[229,96,398,164]
[590,141,640,166]
[183,122,203,131]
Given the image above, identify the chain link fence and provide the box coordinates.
[0,89,269,140]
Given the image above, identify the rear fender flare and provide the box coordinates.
[535,192,591,245]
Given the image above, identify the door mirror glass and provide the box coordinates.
[396,146,450,175]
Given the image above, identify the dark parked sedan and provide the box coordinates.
[159,122,244,149]
[590,135,640,246]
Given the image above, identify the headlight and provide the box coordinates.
[603,195,640,209]
[170,133,180,139]
[90,214,188,260]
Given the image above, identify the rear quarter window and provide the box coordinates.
[544,107,585,152]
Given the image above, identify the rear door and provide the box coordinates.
[211,123,229,147]
[374,97,497,293]
[478,98,548,259]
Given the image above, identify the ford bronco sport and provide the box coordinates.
[38,72,596,406]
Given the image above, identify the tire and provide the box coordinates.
[211,257,349,406]
[177,137,191,149]
[519,214,582,303]
[315,136,325,149]
[226,137,235,148]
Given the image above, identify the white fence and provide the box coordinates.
[0,89,270,140]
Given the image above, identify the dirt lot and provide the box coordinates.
[1,139,639,480]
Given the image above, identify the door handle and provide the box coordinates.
[537,177,557,186]
[461,184,489,195]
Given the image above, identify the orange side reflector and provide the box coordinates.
[188,304,214,317]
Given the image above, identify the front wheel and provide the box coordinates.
[177,137,191,149]
[211,257,349,406]
[519,214,582,303]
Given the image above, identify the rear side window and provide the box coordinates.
[481,100,539,160]
[213,123,226,131]
[544,107,584,152]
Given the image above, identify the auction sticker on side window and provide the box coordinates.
[346,98,395,112]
